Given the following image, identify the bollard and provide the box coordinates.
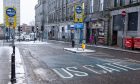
[82,43,86,51]
[13,46,15,54]
[81,40,86,51]
[11,45,16,83]
[11,53,16,83]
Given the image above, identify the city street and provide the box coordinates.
[16,41,140,84]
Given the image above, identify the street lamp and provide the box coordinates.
[121,10,126,48]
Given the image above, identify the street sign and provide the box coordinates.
[121,11,126,17]
[8,17,14,23]
[5,7,17,28]
[74,23,84,29]
[6,8,16,17]
[76,6,82,14]
[74,5,84,23]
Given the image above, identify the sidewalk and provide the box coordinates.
[0,47,11,84]
[48,40,140,54]
[0,46,27,84]
[86,44,140,54]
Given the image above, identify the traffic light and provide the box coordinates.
[32,26,34,32]
[18,26,20,32]
[20,27,22,32]
[41,26,44,31]
[36,26,38,31]
[6,28,8,32]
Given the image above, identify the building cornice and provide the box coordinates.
[108,2,140,11]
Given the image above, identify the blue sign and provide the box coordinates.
[76,6,82,14]
[74,23,84,29]
[6,8,16,17]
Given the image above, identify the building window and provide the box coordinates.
[113,14,124,31]
[99,0,104,11]
[130,0,138,4]
[128,12,138,31]
[120,0,125,6]
[90,0,94,13]
[114,0,119,7]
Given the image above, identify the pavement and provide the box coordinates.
[0,47,11,84]
[0,43,26,84]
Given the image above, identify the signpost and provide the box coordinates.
[74,4,84,50]
[121,10,126,48]
[5,7,17,28]
[6,7,16,83]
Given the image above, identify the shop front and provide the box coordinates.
[87,19,105,45]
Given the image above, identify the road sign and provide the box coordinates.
[74,5,84,23]
[121,10,126,17]
[8,17,14,23]
[76,6,82,14]
[74,23,84,29]
[5,7,17,28]
[6,8,16,17]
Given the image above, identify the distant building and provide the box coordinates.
[21,24,32,34]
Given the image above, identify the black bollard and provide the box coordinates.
[11,45,16,83]
[13,46,15,54]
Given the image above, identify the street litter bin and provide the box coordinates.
[134,37,140,49]
[124,37,134,49]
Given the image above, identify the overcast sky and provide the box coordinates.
[0,0,38,25]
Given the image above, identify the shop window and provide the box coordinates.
[128,12,138,31]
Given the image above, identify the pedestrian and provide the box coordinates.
[94,33,97,45]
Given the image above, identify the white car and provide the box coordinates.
[25,35,31,41]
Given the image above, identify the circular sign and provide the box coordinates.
[76,6,82,14]
[6,8,16,17]
[121,11,126,17]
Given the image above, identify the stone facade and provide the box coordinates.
[109,0,140,47]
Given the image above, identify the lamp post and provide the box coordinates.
[121,10,126,48]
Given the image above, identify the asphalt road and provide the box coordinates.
[16,41,140,84]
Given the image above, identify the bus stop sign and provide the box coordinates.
[6,8,16,17]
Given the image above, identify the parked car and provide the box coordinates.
[25,35,31,41]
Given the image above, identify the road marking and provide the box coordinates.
[52,59,140,79]
[105,63,128,71]
[66,67,88,77]
[96,64,120,73]
[113,63,140,71]
[83,65,104,74]
[53,68,74,79]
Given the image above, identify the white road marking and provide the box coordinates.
[113,63,140,71]
[66,67,88,77]
[105,63,128,71]
[53,68,74,79]
[83,65,102,74]
[96,64,120,73]
[53,61,140,79]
